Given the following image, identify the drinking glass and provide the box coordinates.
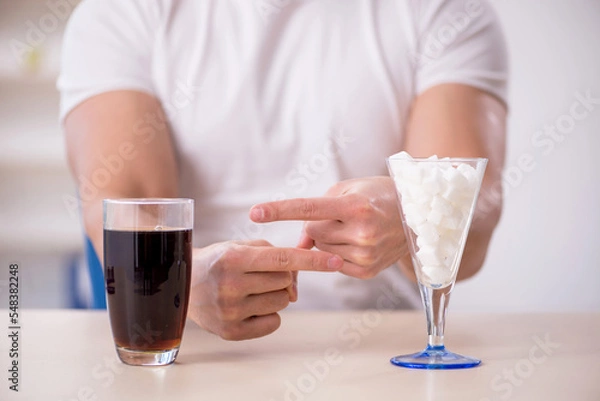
[387,155,487,369]
[103,198,193,366]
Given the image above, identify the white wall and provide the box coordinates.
[453,0,600,312]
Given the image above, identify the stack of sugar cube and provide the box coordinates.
[389,152,480,288]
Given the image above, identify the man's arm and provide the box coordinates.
[64,91,342,340]
[64,91,179,259]
[250,83,506,283]
[403,83,507,281]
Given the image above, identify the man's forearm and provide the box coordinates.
[455,214,499,281]
[455,163,504,280]
[64,91,180,263]
[83,201,105,265]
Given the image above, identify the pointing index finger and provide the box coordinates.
[250,197,347,223]
[242,246,343,273]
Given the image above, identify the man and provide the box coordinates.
[59,0,507,340]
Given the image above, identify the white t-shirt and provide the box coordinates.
[58,0,508,310]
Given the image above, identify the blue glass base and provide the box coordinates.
[390,345,481,370]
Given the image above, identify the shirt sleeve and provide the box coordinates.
[413,0,509,105]
[57,0,159,124]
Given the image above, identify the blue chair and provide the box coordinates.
[85,236,107,309]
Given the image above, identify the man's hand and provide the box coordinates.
[188,240,343,341]
[250,177,409,280]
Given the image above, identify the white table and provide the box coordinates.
[1,310,599,400]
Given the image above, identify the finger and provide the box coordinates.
[222,313,282,341]
[286,285,296,303]
[242,289,291,319]
[250,197,350,223]
[242,271,294,295]
[296,223,315,249]
[288,271,298,302]
[312,243,384,280]
[287,226,311,302]
[234,239,272,247]
[229,245,343,272]
[303,220,350,245]
[338,260,380,280]
[312,242,377,268]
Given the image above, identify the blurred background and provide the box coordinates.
[0,0,598,311]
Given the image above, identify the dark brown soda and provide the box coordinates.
[104,228,192,351]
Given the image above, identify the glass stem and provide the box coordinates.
[419,283,453,348]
